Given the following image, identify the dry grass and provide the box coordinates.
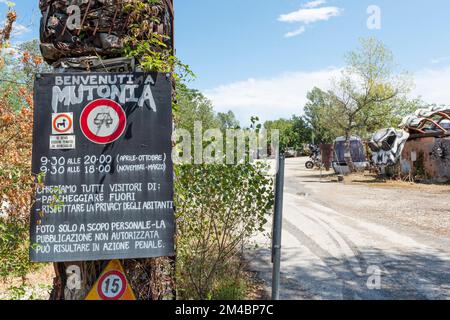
[340,173,450,192]
[244,269,270,300]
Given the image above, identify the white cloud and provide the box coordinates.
[203,68,341,123]
[284,26,306,38]
[12,23,31,36]
[0,20,31,37]
[279,6,342,24]
[303,0,327,9]
[430,56,450,64]
[202,65,450,124]
[413,66,450,104]
[279,3,342,38]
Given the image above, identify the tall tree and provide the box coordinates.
[217,111,240,130]
[264,116,311,151]
[318,38,413,171]
[303,87,340,144]
[175,83,220,133]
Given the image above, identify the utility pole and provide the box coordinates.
[38,0,175,300]
[272,153,285,300]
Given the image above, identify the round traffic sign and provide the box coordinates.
[97,270,127,300]
[80,99,126,144]
[52,113,73,134]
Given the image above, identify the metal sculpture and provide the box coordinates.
[368,128,410,166]
[400,105,450,136]
[39,0,174,70]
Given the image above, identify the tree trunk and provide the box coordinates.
[40,0,176,300]
[344,133,356,174]
[50,258,176,300]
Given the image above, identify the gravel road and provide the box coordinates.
[247,157,450,300]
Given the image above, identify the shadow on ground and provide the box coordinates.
[248,246,450,300]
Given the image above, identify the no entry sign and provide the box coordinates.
[30,72,175,262]
[80,99,127,144]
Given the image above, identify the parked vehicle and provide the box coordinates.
[284,148,296,158]
[305,144,321,169]
[332,136,368,174]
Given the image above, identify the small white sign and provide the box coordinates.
[411,151,417,162]
[50,135,76,150]
[52,112,74,135]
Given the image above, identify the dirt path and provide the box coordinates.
[247,157,450,300]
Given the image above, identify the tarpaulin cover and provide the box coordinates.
[333,140,367,164]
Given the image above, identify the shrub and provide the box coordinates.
[175,162,273,299]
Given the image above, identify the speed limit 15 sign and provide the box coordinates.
[85,260,136,300]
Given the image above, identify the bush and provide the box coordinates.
[0,42,43,284]
[175,162,273,299]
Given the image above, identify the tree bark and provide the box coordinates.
[343,132,356,174]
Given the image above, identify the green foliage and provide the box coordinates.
[0,218,36,279]
[119,2,272,299]
[175,162,273,300]
[174,83,220,132]
[217,111,240,130]
[303,87,340,143]
[210,267,248,300]
[303,38,419,142]
[0,39,50,113]
[332,38,413,138]
[173,86,273,299]
[1,283,51,300]
[264,115,312,151]
[121,0,194,82]
[16,40,51,88]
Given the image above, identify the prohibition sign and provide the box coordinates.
[97,270,127,300]
[52,113,73,134]
[80,99,126,144]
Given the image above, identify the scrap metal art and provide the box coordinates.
[399,105,450,137]
[369,128,410,166]
[39,0,174,70]
[369,105,450,167]
[431,139,450,167]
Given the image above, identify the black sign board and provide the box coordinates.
[30,72,174,262]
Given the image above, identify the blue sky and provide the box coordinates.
[3,0,450,123]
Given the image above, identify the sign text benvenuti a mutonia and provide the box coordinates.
[30,72,175,262]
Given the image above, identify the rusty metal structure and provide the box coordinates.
[399,105,450,182]
[369,105,450,181]
[39,0,174,70]
[400,105,450,138]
